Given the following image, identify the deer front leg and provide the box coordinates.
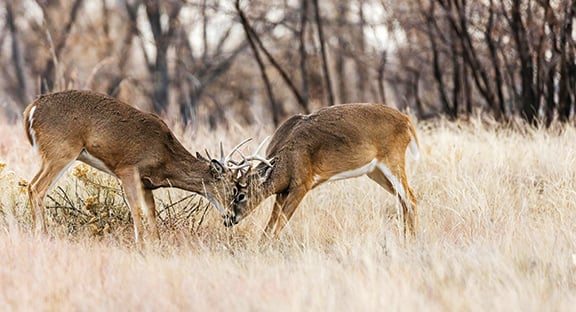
[116,168,147,245]
[271,186,308,238]
[143,188,160,241]
[262,192,287,239]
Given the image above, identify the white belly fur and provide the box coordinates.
[77,150,116,177]
[327,159,378,182]
[325,159,408,205]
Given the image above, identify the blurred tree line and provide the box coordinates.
[0,0,574,127]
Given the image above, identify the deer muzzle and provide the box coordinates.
[222,212,239,227]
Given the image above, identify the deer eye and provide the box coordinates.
[236,193,247,203]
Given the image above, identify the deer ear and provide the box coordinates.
[210,160,225,179]
[142,177,156,188]
[257,166,273,184]
[196,152,209,162]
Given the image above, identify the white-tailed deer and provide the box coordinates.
[24,90,245,243]
[226,103,420,239]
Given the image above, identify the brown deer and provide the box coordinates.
[24,90,245,243]
[226,103,420,239]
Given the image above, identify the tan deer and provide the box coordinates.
[24,90,245,243]
[226,103,420,239]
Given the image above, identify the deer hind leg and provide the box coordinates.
[28,152,78,235]
[367,170,396,221]
[393,165,418,238]
[371,161,418,238]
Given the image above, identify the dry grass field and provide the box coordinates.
[0,118,575,311]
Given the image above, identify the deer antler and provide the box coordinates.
[212,138,254,170]
[225,138,253,163]
[204,149,212,160]
[243,136,274,167]
[226,158,252,171]
[212,137,274,171]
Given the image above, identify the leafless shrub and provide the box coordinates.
[42,164,211,239]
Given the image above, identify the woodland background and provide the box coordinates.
[0,0,574,127]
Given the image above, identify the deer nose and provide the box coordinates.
[223,213,235,227]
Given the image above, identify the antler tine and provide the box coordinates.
[227,162,252,171]
[204,149,212,160]
[219,142,224,160]
[223,155,252,175]
[242,136,274,167]
[245,155,275,167]
[252,136,270,156]
[215,137,273,169]
[223,138,253,164]
[226,155,247,168]
[234,150,248,165]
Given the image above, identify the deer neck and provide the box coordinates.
[247,160,287,204]
[160,151,214,193]
[155,152,229,217]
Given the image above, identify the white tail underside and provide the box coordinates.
[28,105,38,152]
[408,135,419,160]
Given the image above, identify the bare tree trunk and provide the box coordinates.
[201,0,209,63]
[486,0,507,119]
[500,39,520,114]
[38,0,84,92]
[312,0,335,106]
[544,65,557,127]
[509,0,538,124]
[335,1,348,104]
[558,0,576,122]
[450,32,460,119]
[298,0,310,109]
[93,0,137,97]
[101,0,110,46]
[355,1,367,101]
[439,0,498,118]
[463,53,472,117]
[145,0,181,115]
[377,50,387,104]
[175,27,197,127]
[5,0,28,109]
[425,2,452,117]
[411,70,423,116]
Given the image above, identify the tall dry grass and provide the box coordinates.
[0,118,575,311]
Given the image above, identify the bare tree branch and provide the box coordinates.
[239,4,309,113]
[312,0,334,106]
[236,0,281,126]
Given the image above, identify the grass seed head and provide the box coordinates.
[73,164,90,179]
